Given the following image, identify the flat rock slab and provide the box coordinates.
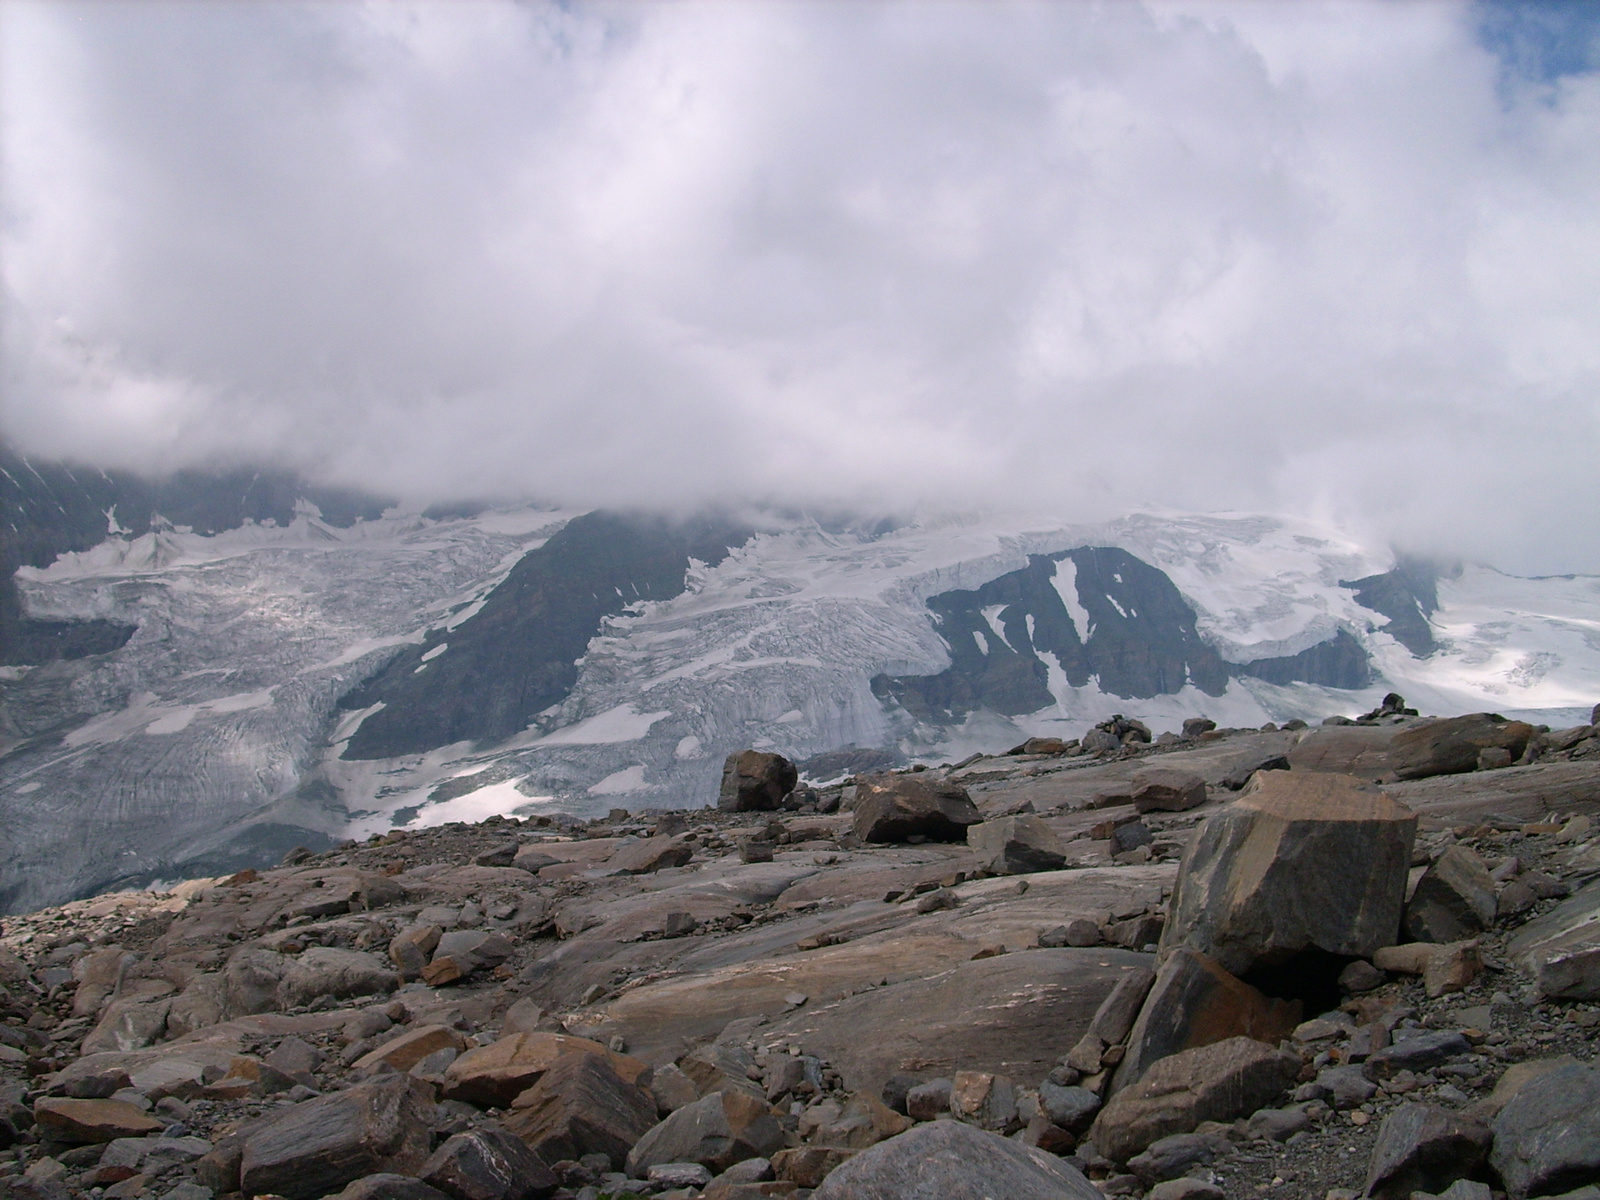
[1506,879,1600,1000]
[1160,771,1417,975]
[809,1119,1102,1200]
[756,947,1155,1098]
[1382,761,1600,826]
[33,1098,164,1144]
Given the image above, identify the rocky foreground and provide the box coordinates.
[2,703,1600,1200]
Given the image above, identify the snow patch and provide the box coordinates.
[1051,559,1092,638]
[537,705,671,745]
[420,643,448,663]
[675,735,703,759]
[588,765,647,795]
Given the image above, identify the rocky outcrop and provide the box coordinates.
[1159,771,1417,975]
[1389,715,1536,781]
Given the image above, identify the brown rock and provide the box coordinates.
[1405,845,1498,943]
[1112,949,1300,1095]
[1131,768,1207,814]
[1159,772,1416,975]
[443,1032,644,1108]
[810,1120,1102,1199]
[806,1090,911,1148]
[607,837,694,875]
[1090,1037,1301,1163]
[326,1175,452,1200]
[239,1074,436,1200]
[1364,1102,1491,1200]
[390,925,444,979]
[352,1024,468,1074]
[719,751,799,812]
[851,775,982,844]
[771,1145,857,1187]
[1505,878,1600,1000]
[1388,714,1535,781]
[32,1098,163,1144]
[504,1051,659,1171]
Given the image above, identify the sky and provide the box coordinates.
[2,1,1598,574]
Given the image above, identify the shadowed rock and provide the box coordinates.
[719,752,798,813]
[851,775,982,844]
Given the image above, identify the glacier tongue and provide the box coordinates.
[3,504,1598,912]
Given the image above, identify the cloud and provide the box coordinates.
[2,0,1597,573]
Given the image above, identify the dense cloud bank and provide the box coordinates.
[2,1,1597,573]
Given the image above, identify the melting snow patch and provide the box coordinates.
[537,704,671,745]
[420,643,448,662]
[675,735,704,759]
[589,765,647,795]
[1051,559,1092,639]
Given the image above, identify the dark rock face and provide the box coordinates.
[873,547,1230,719]
[338,511,751,759]
[1341,558,1443,657]
[873,545,1373,719]
[1237,628,1373,689]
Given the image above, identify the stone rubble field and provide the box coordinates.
[2,701,1600,1200]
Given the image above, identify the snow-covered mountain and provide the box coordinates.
[3,469,1598,912]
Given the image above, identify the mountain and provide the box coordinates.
[3,456,1598,912]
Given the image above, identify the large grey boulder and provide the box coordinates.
[1159,772,1417,975]
[1090,1036,1300,1163]
[1363,1103,1491,1200]
[1405,845,1497,944]
[1112,949,1300,1095]
[966,815,1066,874]
[626,1089,784,1176]
[276,947,398,1009]
[238,1075,436,1200]
[809,1119,1102,1200]
[852,775,982,844]
[718,751,798,812]
[1506,880,1600,1000]
[1490,1060,1600,1199]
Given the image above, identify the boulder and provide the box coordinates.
[71,948,135,1018]
[512,846,560,874]
[608,837,694,875]
[276,947,398,1009]
[328,1175,452,1200]
[1405,845,1498,943]
[1112,949,1301,1095]
[905,1079,953,1121]
[1364,1103,1491,1200]
[442,1032,644,1108]
[803,1091,910,1148]
[1087,964,1157,1046]
[419,1123,558,1200]
[239,1075,436,1200]
[1490,1060,1600,1199]
[432,930,514,974]
[626,1090,785,1177]
[1158,772,1417,975]
[1364,1031,1472,1080]
[390,925,444,980]
[32,1099,163,1144]
[809,1119,1101,1200]
[1506,879,1600,1000]
[1126,1130,1233,1184]
[1182,718,1217,738]
[965,815,1066,874]
[719,752,799,812]
[352,1025,468,1075]
[948,1071,1018,1133]
[851,775,982,844]
[1388,714,1535,780]
[503,1050,658,1171]
[1090,1037,1301,1163]
[1130,768,1207,814]
[1220,755,1291,792]
[1038,1083,1101,1131]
